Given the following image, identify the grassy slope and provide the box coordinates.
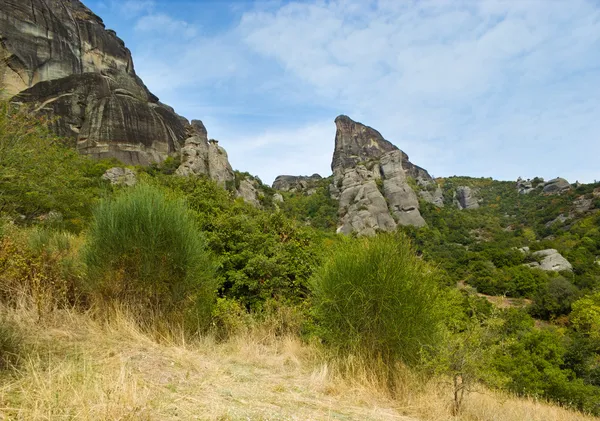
[0,307,597,421]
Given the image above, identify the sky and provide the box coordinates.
[88,0,600,185]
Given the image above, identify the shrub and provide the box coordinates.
[0,101,112,231]
[311,233,450,371]
[83,184,216,331]
[0,226,83,312]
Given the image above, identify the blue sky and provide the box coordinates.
[88,0,600,185]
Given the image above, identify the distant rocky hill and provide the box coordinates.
[0,0,232,184]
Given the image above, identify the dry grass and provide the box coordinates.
[0,306,596,421]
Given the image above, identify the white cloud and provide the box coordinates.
[115,0,155,18]
[134,13,197,38]
[114,0,600,183]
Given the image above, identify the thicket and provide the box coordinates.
[311,234,451,376]
[83,184,216,331]
[0,102,114,231]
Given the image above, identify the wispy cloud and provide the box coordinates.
[96,0,600,184]
[135,13,197,38]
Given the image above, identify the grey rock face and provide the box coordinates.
[543,178,571,194]
[331,115,429,236]
[176,136,234,188]
[532,249,573,272]
[380,151,426,227]
[420,186,445,207]
[272,174,322,194]
[516,177,535,194]
[273,193,284,203]
[102,167,137,187]
[545,214,571,227]
[573,196,594,214]
[236,179,261,207]
[454,186,480,210]
[0,0,191,165]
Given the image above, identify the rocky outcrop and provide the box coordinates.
[454,186,480,210]
[176,136,234,188]
[272,174,322,194]
[543,178,571,194]
[0,0,192,165]
[236,178,261,207]
[102,167,137,187]
[527,249,573,272]
[573,196,594,214]
[331,115,429,236]
[516,177,535,194]
[420,186,444,207]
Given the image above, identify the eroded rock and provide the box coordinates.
[102,167,137,187]
[0,0,192,165]
[543,178,571,194]
[454,186,480,210]
[331,115,430,236]
[532,249,573,272]
[272,174,322,194]
[176,136,234,188]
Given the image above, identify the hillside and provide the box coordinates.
[0,0,599,420]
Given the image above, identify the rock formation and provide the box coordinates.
[516,177,536,194]
[0,0,198,166]
[454,186,480,210]
[420,186,445,207]
[236,178,261,207]
[526,249,573,272]
[102,167,137,187]
[542,178,571,195]
[272,174,322,194]
[176,131,234,188]
[330,115,429,236]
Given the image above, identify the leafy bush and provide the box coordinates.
[83,184,216,331]
[0,225,83,312]
[311,233,450,370]
[530,277,580,320]
[0,101,113,231]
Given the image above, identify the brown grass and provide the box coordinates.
[0,306,596,421]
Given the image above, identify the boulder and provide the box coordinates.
[273,193,284,203]
[543,178,571,194]
[454,186,480,210]
[102,167,137,187]
[516,177,535,194]
[532,249,573,272]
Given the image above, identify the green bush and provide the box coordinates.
[0,101,112,231]
[83,184,216,331]
[311,233,450,369]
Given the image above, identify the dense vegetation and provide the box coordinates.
[0,102,599,416]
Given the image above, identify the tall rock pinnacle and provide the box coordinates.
[331,115,433,236]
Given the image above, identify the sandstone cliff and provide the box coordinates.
[0,0,195,166]
[331,115,433,236]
